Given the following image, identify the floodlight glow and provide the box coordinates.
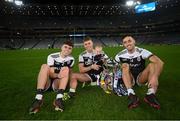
[14,0,23,6]
[5,0,13,2]
[69,34,86,37]
[126,0,134,6]
[136,1,141,5]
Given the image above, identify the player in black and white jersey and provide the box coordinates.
[29,40,74,114]
[115,36,164,109]
[64,37,108,99]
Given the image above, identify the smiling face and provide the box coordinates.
[83,39,94,52]
[61,44,73,57]
[122,36,136,52]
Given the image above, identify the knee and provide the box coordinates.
[40,64,49,70]
[71,73,78,81]
[147,63,153,68]
[60,67,69,77]
[121,63,130,72]
[148,60,164,69]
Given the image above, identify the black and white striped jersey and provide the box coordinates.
[115,47,153,74]
[79,50,108,74]
[47,52,74,70]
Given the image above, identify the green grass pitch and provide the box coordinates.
[0,45,180,120]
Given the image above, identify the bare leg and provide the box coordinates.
[138,63,163,109]
[52,67,71,112]
[57,67,70,90]
[70,73,91,90]
[121,64,139,109]
[138,63,163,93]
[29,64,52,114]
[121,63,133,89]
[37,64,50,89]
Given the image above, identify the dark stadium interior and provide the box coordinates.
[0,0,180,49]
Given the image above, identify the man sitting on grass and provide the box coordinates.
[64,37,109,99]
[29,40,74,114]
[115,36,164,109]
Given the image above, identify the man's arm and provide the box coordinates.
[79,63,100,73]
[149,55,164,77]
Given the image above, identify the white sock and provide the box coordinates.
[113,78,118,88]
[147,88,155,95]
[91,82,97,86]
[96,75,100,86]
[56,93,63,99]
[69,88,76,93]
[127,88,135,95]
[35,94,43,100]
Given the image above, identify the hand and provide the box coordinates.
[91,64,101,70]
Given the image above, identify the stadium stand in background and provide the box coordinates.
[0,0,180,49]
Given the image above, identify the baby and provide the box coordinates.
[94,44,112,94]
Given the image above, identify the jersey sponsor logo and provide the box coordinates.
[122,58,128,61]
[130,63,141,68]
[129,56,134,58]
[54,60,62,69]
[83,57,93,65]
[85,60,92,65]
[54,61,61,66]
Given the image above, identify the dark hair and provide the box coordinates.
[63,40,74,47]
[122,35,136,42]
[83,36,92,42]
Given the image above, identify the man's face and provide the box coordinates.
[61,44,73,56]
[84,40,93,52]
[122,36,136,51]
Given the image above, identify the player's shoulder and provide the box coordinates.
[135,47,149,53]
[66,55,75,60]
[49,52,60,58]
[116,49,127,56]
[79,50,87,56]
[135,47,143,52]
